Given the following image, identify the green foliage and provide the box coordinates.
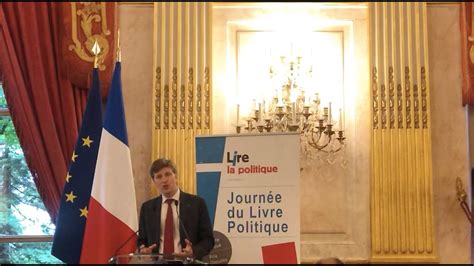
[0,85,59,263]
[8,242,63,264]
[0,87,7,108]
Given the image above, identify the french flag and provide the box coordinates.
[80,62,138,263]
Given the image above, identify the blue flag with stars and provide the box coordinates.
[51,68,103,264]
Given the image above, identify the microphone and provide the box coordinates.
[108,229,139,264]
[174,200,192,244]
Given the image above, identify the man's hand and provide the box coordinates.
[174,239,194,258]
[139,243,157,254]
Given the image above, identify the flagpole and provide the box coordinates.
[92,39,101,68]
[116,29,121,63]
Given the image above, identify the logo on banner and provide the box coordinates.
[226,151,279,175]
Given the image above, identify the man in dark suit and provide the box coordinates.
[137,158,215,260]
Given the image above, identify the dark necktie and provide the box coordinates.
[163,198,175,255]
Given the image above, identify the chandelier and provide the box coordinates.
[234,51,347,165]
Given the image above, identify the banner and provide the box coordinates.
[195,133,300,264]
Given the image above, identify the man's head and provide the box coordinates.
[150,158,179,198]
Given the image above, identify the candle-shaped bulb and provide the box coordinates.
[251,99,256,116]
[277,94,283,107]
[292,102,297,124]
[328,102,332,124]
[290,90,297,103]
[339,108,342,130]
[236,104,240,126]
[341,108,345,130]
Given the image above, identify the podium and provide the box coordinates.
[108,254,205,264]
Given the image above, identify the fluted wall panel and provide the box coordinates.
[369,2,437,263]
[152,2,212,194]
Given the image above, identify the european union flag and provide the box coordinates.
[51,68,103,264]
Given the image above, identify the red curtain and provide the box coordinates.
[461,2,474,105]
[0,3,88,223]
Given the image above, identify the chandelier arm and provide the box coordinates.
[308,140,344,153]
[308,128,323,145]
[307,128,331,150]
[327,144,344,153]
[313,127,324,141]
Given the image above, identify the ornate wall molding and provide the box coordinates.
[151,2,212,194]
[372,68,379,130]
[369,2,436,263]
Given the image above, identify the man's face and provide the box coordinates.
[152,166,178,198]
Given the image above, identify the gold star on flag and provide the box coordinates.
[82,136,93,148]
[71,151,78,162]
[65,191,77,203]
[79,206,88,218]
[65,172,72,183]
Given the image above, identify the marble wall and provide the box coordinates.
[119,3,154,213]
[428,3,472,264]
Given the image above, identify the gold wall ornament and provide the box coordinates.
[421,67,428,129]
[456,177,473,225]
[188,68,194,129]
[405,67,412,129]
[389,67,395,129]
[69,2,110,71]
[197,84,202,128]
[155,67,162,129]
[172,68,178,130]
[369,2,436,263]
[413,84,420,129]
[164,85,170,129]
[456,177,467,202]
[381,84,387,129]
[152,2,212,195]
[180,83,186,129]
[372,67,379,129]
[397,84,403,129]
[204,67,211,129]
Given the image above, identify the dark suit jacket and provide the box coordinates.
[137,191,215,260]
